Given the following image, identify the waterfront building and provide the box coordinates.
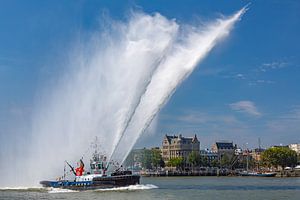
[235,148,243,155]
[200,149,218,165]
[289,143,300,154]
[161,134,200,164]
[211,141,236,159]
[250,148,265,162]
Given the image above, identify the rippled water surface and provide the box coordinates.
[1,177,299,200]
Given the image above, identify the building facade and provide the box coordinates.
[211,141,236,160]
[162,134,200,163]
[212,141,236,153]
[250,148,265,162]
[200,149,218,165]
[289,143,300,154]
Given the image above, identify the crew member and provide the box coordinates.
[75,159,85,176]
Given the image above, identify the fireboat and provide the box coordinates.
[40,142,140,190]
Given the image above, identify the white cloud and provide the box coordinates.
[262,61,288,69]
[248,79,275,86]
[161,110,243,128]
[177,112,239,125]
[229,101,261,116]
[256,80,275,84]
[259,61,289,72]
[236,73,245,79]
[267,106,300,130]
[264,106,300,144]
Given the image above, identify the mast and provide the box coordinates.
[244,143,249,172]
[257,137,262,171]
[246,151,249,172]
[63,162,66,181]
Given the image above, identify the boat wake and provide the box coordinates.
[0,186,45,192]
[47,187,79,193]
[95,184,158,192]
[0,184,157,193]
[47,184,158,193]
[0,186,79,193]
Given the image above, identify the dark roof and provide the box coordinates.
[165,134,199,143]
[271,145,289,148]
[216,142,234,149]
[165,135,178,143]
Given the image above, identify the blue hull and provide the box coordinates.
[238,172,276,177]
[40,175,140,190]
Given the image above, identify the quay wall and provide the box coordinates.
[140,170,300,177]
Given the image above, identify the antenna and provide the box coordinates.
[258,138,261,150]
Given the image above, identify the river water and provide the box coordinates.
[1,177,299,200]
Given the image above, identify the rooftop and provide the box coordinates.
[164,134,199,144]
[215,141,234,149]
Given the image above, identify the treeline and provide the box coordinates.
[261,146,298,169]
[124,148,165,169]
[124,146,299,171]
[167,152,238,170]
[167,152,209,169]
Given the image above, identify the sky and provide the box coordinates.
[0,0,300,150]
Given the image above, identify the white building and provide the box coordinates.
[289,143,300,154]
[235,148,243,155]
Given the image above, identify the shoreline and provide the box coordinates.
[140,170,300,177]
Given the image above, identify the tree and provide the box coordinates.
[200,155,209,167]
[168,157,184,170]
[220,154,231,168]
[210,159,219,167]
[151,148,164,169]
[141,149,152,169]
[261,147,297,169]
[188,151,201,170]
[123,151,135,168]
